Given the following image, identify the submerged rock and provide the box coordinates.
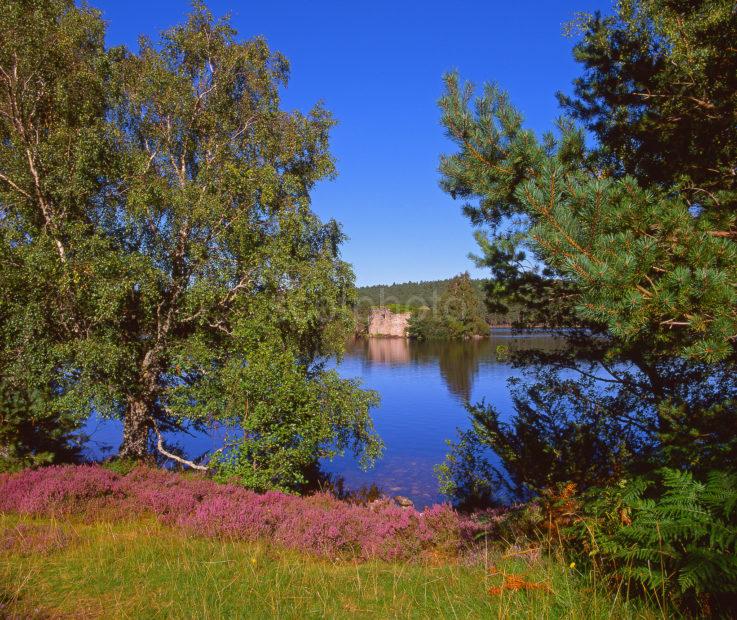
[394,495,414,508]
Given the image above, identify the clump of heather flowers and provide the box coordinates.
[0,464,119,514]
[0,465,487,562]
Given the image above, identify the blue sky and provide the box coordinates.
[95,0,610,286]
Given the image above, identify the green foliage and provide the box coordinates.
[408,273,488,340]
[438,1,737,357]
[211,346,381,492]
[436,429,499,511]
[440,70,737,360]
[0,0,112,467]
[357,277,522,325]
[384,303,415,314]
[560,0,737,217]
[438,370,649,506]
[0,378,82,472]
[575,469,737,614]
[0,1,381,488]
[438,2,737,607]
[355,277,527,333]
[438,0,737,488]
[357,277,486,308]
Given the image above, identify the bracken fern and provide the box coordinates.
[575,468,737,615]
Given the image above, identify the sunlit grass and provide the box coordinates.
[0,514,660,619]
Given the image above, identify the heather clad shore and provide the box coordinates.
[0,465,480,562]
[0,466,658,618]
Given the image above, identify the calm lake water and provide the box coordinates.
[84,329,559,508]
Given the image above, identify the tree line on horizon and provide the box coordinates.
[357,277,485,307]
[356,274,523,328]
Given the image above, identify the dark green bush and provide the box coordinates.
[0,378,82,472]
[574,469,737,616]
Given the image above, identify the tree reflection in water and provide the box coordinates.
[352,331,562,403]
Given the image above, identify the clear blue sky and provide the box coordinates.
[94,0,610,286]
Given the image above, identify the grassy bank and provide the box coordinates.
[0,466,666,618]
[0,515,659,619]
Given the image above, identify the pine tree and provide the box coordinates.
[440,272,488,339]
[559,0,737,218]
[437,0,737,501]
[408,272,488,340]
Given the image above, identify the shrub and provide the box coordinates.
[573,469,737,615]
[0,464,119,514]
[0,379,82,472]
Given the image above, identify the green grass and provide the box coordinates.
[0,515,660,619]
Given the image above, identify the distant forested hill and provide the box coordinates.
[356,278,486,308]
[356,278,521,325]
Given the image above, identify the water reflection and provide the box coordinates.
[317,331,562,506]
[350,331,561,405]
[84,330,561,508]
[437,341,483,402]
[364,337,411,365]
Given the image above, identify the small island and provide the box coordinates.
[362,272,490,339]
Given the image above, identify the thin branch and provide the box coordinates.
[152,417,208,471]
[0,171,32,200]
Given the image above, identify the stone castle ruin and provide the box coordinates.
[367,307,411,338]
